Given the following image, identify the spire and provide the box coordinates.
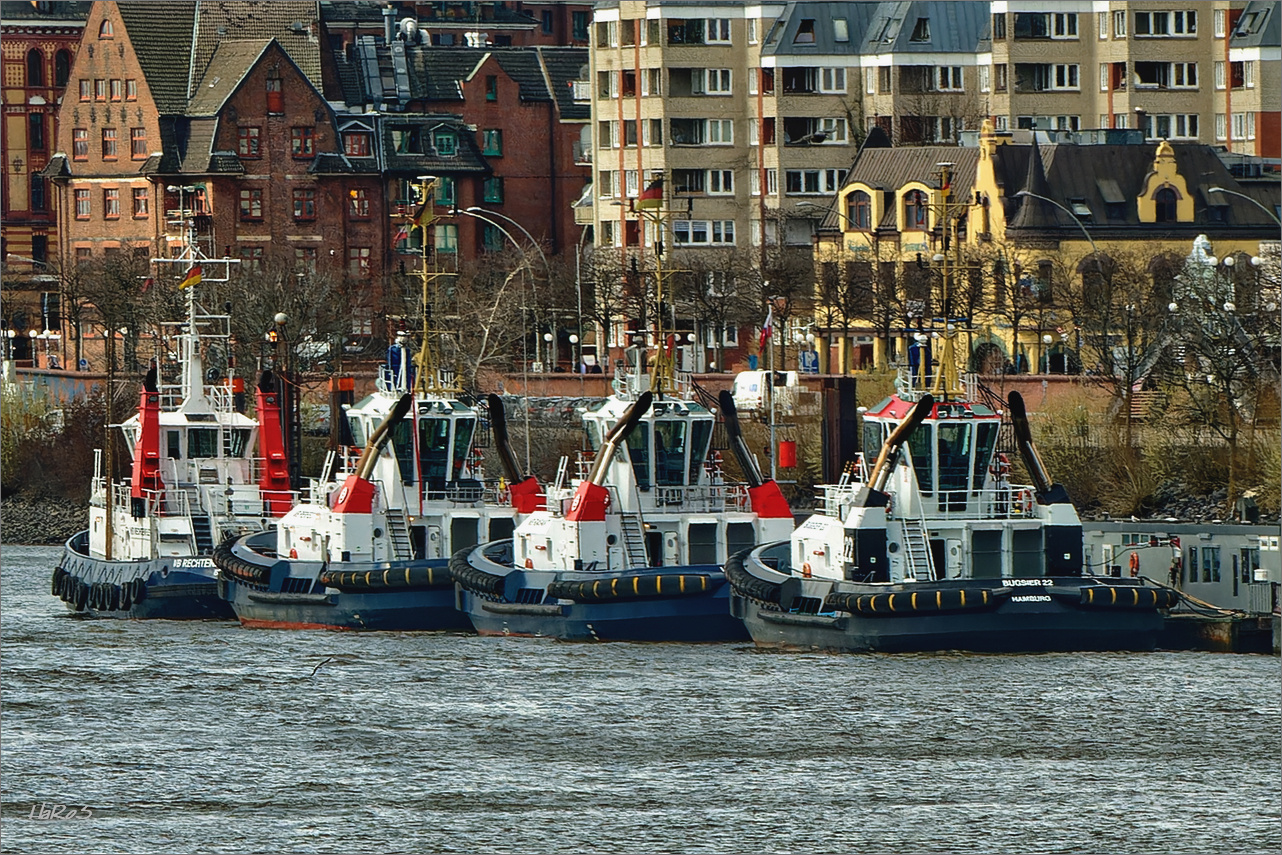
[1010,133,1059,230]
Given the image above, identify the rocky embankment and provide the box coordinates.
[2,498,85,546]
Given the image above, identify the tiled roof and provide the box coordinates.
[379,114,490,175]
[536,47,591,122]
[186,39,273,116]
[318,0,385,25]
[40,154,70,179]
[176,117,219,173]
[331,50,366,106]
[116,2,197,114]
[190,1,322,97]
[405,47,552,104]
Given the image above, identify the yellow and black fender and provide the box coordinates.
[826,586,1011,616]
[1073,585,1180,611]
[547,572,723,604]
[319,564,452,591]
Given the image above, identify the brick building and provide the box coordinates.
[1,1,89,362]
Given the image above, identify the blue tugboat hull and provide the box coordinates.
[55,532,234,620]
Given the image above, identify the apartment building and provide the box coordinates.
[1224,0,1280,157]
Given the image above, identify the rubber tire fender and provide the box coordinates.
[448,548,505,596]
[723,550,782,604]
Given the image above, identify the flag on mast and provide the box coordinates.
[759,304,773,351]
[178,264,202,289]
[636,177,664,209]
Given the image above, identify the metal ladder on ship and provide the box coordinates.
[900,516,935,581]
[191,514,215,553]
[618,512,650,569]
[384,507,413,560]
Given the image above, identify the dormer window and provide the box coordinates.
[904,189,928,230]
[1154,187,1178,222]
[847,190,871,230]
[794,19,815,43]
[910,17,930,42]
[1070,199,1092,219]
[434,131,456,156]
[344,132,372,157]
[98,19,114,38]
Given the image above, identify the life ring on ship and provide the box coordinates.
[801,562,813,578]
[1018,490,1034,515]
[1129,551,1140,577]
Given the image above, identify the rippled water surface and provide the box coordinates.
[2,545,1278,854]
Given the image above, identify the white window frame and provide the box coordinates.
[747,18,757,44]
[602,20,618,47]
[1247,112,1256,140]
[673,219,735,245]
[706,18,731,44]
[1173,9,1196,35]
[1214,9,1226,38]
[819,117,848,143]
[707,169,734,195]
[784,168,844,195]
[819,67,847,93]
[1245,61,1255,88]
[1055,115,1080,132]
[1172,62,1197,89]
[1215,113,1226,141]
[1052,64,1079,90]
[1113,10,1127,37]
[936,66,963,91]
[865,67,876,94]
[704,68,732,95]
[625,169,639,198]
[1215,61,1226,90]
[707,119,733,144]
[1098,11,1108,39]
[979,65,990,93]
[994,115,1008,131]
[1052,12,1077,38]
[1232,112,1247,140]
[1099,114,1109,129]
[1099,63,1109,91]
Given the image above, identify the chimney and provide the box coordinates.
[383,4,394,44]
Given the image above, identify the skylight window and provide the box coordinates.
[910,17,930,42]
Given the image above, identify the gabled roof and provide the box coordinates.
[407,48,552,104]
[843,145,980,230]
[379,114,490,175]
[185,39,274,116]
[115,2,197,114]
[189,1,322,97]
[535,47,591,121]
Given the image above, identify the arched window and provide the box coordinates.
[847,190,871,230]
[98,19,114,38]
[904,189,928,230]
[27,50,44,87]
[1154,187,1177,223]
[55,50,71,87]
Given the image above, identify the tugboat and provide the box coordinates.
[53,273,294,619]
[212,341,544,631]
[726,371,1178,653]
[452,346,795,642]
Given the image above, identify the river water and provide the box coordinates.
[2,545,1278,854]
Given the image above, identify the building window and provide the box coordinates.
[1154,187,1177,222]
[239,189,263,220]
[434,132,456,156]
[103,188,120,219]
[995,64,1008,91]
[482,129,502,155]
[130,127,147,159]
[240,247,264,272]
[101,127,117,159]
[74,189,90,219]
[1150,114,1198,139]
[706,19,731,43]
[72,128,88,160]
[28,113,45,150]
[910,17,930,42]
[1113,10,1127,37]
[348,247,371,278]
[110,78,122,100]
[673,220,735,245]
[904,189,928,229]
[434,176,455,205]
[481,223,506,252]
[98,19,113,38]
[784,169,844,195]
[435,224,458,255]
[1214,9,1226,37]
[266,77,283,113]
[847,191,871,230]
[27,49,45,87]
[572,11,588,41]
[482,177,504,203]
[79,79,91,101]
[94,78,106,101]
[485,75,498,101]
[993,13,1007,39]
[125,79,137,100]
[936,67,963,91]
[1135,10,1196,37]
[295,247,317,274]
[132,187,149,218]
[30,174,46,212]
[1215,113,1227,141]
[293,188,316,220]
[238,126,261,158]
[349,188,370,218]
[290,127,314,157]
[344,132,371,157]
[541,9,553,34]
[55,50,70,87]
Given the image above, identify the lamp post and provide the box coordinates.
[543,331,555,371]
[1042,333,1054,375]
[1207,186,1282,225]
[28,329,38,367]
[456,207,542,370]
[1014,190,1100,257]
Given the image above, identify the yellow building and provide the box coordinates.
[815,121,1280,374]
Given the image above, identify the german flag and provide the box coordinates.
[178,264,202,289]
[636,177,664,209]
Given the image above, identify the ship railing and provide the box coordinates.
[154,382,237,414]
[651,483,751,512]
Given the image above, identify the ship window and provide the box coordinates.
[654,420,688,486]
[167,430,181,459]
[584,419,603,452]
[937,422,972,493]
[419,417,451,492]
[726,522,756,556]
[392,420,415,484]
[688,522,718,564]
[228,428,251,458]
[1201,546,1220,582]
[863,421,885,461]
[452,417,476,482]
[348,416,365,448]
[688,419,713,483]
[972,422,999,487]
[623,422,651,490]
[188,428,218,459]
[908,424,934,493]
[451,517,479,551]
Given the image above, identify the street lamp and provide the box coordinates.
[1042,333,1054,375]
[456,207,542,370]
[1207,186,1282,226]
[542,331,554,371]
[1013,190,1100,257]
[28,329,37,367]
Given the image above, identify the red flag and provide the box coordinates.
[758,305,773,351]
[179,264,202,289]
[140,277,155,293]
[392,225,409,245]
[637,177,664,209]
